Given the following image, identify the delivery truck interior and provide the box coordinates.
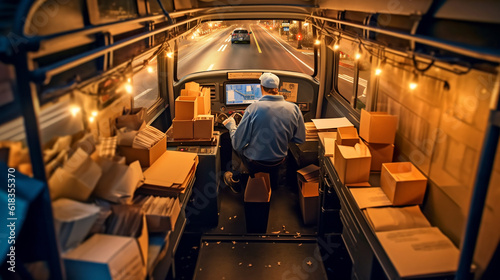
[1,1,499,280]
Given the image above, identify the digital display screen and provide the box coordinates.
[225,83,262,105]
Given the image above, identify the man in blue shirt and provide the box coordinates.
[223,72,306,192]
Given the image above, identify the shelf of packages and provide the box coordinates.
[147,175,196,280]
[322,156,455,280]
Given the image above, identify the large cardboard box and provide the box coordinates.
[118,136,166,167]
[359,109,398,144]
[173,119,194,139]
[175,96,198,120]
[334,141,371,184]
[244,173,271,233]
[193,115,214,139]
[336,126,359,146]
[365,142,394,171]
[64,234,146,280]
[297,175,319,225]
[48,148,102,201]
[380,162,428,206]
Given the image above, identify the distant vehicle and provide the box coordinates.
[231,28,252,44]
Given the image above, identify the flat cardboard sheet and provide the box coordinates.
[365,205,431,232]
[376,227,460,277]
[143,150,198,189]
[349,187,392,209]
[312,117,353,130]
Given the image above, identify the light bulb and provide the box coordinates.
[127,78,131,83]
[333,44,339,50]
[89,116,95,123]
[166,52,173,58]
[355,53,361,60]
[125,83,133,94]
[191,36,194,39]
[147,66,154,73]
[70,106,81,117]
[409,82,418,90]
[91,111,98,117]
[315,39,321,45]
[375,68,382,76]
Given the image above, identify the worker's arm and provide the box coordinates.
[224,112,253,153]
[291,107,306,144]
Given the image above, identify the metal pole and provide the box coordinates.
[456,83,500,279]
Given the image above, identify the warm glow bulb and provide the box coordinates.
[191,36,194,39]
[91,111,98,117]
[209,23,213,27]
[70,106,81,117]
[125,83,133,94]
[127,78,131,83]
[166,52,173,58]
[333,44,339,50]
[315,39,321,45]
[89,116,95,123]
[303,22,309,26]
[409,82,418,90]
[147,66,154,73]
[375,68,382,76]
[355,53,361,60]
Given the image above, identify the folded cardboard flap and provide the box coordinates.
[359,109,398,144]
[94,160,143,203]
[244,173,271,203]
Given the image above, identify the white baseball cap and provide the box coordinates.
[259,72,280,89]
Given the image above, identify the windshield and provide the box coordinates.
[177,20,315,78]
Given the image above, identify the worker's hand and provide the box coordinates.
[223,116,236,130]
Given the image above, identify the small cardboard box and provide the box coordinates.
[359,109,398,144]
[365,142,394,171]
[334,141,372,184]
[118,136,166,167]
[244,173,271,233]
[145,198,181,232]
[180,89,199,97]
[64,234,146,280]
[185,81,200,92]
[297,175,319,225]
[201,87,211,115]
[173,118,194,139]
[175,96,198,120]
[336,126,359,146]
[193,115,214,139]
[380,162,428,206]
[94,160,143,203]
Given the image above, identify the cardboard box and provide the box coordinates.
[115,107,145,130]
[359,109,398,144]
[175,96,198,120]
[64,234,146,280]
[380,162,428,206]
[365,142,394,171]
[193,115,214,139]
[244,173,271,233]
[185,81,200,92]
[201,87,212,115]
[48,148,102,201]
[118,136,166,167]
[334,141,371,184]
[336,126,359,146]
[52,199,101,251]
[145,198,181,232]
[297,164,320,181]
[173,118,194,139]
[297,175,319,225]
[141,150,198,192]
[180,89,199,97]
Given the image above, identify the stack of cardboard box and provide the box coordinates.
[359,109,397,171]
[173,82,214,139]
[297,164,320,225]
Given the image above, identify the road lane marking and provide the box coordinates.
[218,45,224,51]
[221,44,227,51]
[179,27,233,63]
[339,74,368,87]
[207,64,214,71]
[249,26,262,53]
[258,25,313,71]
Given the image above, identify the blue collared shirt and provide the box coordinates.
[226,95,306,161]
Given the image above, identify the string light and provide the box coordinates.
[91,111,98,117]
[70,106,81,117]
[375,68,382,76]
[147,66,154,73]
[409,72,418,90]
[125,82,133,94]
[355,44,362,60]
[166,52,173,58]
[89,116,95,123]
[332,36,341,51]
